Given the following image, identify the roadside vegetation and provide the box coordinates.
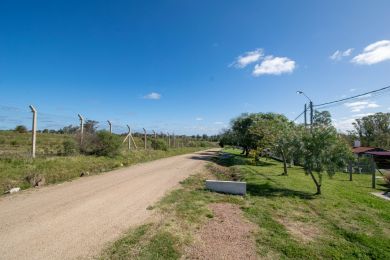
[0,127,217,194]
[101,149,390,259]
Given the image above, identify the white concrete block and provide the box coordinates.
[205,180,246,195]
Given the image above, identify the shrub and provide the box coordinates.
[10,140,18,146]
[63,139,78,156]
[81,131,122,157]
[151,139,168,151]
[14,125,28,133]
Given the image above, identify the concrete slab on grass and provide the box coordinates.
[371,192,390,201]
[206,180,246,195]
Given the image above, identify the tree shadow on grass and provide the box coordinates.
[247,182,315,200]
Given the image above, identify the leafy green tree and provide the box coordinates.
[352,112,390,148]
[14,125,27,133]
[313,110,332,127]
[301,125,353,194]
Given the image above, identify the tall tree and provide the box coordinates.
[352,112,390,148]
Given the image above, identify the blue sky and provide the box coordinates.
[0,0,390,134]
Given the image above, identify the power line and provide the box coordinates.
[293,110,305,122]
[314,86,390,108]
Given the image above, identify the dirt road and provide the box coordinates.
[0,149,218,260]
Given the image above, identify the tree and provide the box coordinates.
[14,125,27,133]
[313,110,332,127]
[301,125,353,194]
[352,112,390,149]
[230,113,259,156]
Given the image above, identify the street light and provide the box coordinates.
[296,90,313,128]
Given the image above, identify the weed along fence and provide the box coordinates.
[0,104,219,159]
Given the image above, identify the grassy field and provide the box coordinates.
[101,148,390,259]
[0,131,215,194]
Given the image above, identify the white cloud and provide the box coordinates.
[330,48,353,61]
[252,56,295,76]
[344,101,380,112]
[231,49,263,68]
[143,92,161,100]
[351,40,390,65]
[214,121,224,125]
[349,88,356,92]
[195,117,203,121]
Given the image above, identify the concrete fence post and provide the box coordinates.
[78,114,84,145]
[143,128,147,149]
[107,120,112,134]
[127,125,131,150]
[29,105,37,158]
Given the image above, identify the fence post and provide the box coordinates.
[153,130,156,139]
[371,155,376,189]
[127,125,131,150]
[107,120,112,134]
[143,128,147,149]
[167,132,170,148]
[29,105,37,158]
[173,133,176,148]
[78,114,84,145]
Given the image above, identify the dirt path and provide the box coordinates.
[0,149,218,260]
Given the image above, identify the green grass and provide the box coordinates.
[223,148,390,259]
[101,148,390,259]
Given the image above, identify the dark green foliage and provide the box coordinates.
[91,131,122,157]
[352,112,390,149]
[151,139,168,151]
[14,125,27,133]
[62,139,78,156]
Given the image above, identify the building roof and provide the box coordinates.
[352,147,377,154]
[366,151,390,156]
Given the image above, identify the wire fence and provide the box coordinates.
[0,104,215,158]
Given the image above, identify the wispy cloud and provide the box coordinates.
[143,92,161,100]
[252,56,295,76]
[330,48,353,61]
[214,121,224,125]
[195,117,203,121]
[344,101,379,112]
[351,40,390,65]
[230,49,263,68]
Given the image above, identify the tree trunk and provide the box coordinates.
[245,148,250,157]
[308,169,321,195]
[281,151,288,176]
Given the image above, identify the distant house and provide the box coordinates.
[352,146,390,170]
[352,146,387,157]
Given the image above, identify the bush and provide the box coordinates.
[151,139,168,151]
[63,139,78,156]
[14,125,28,133]
[81,131,122,157]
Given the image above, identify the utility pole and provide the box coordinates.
[29,105,37,158]
[304,103,307,127]
[153,130,156,139]
[143,128,147,149]
[107,120,112,134]
[167,132,170,148]
[310,101,314,131]
[78,114,84,145]
[173,133,176,148]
